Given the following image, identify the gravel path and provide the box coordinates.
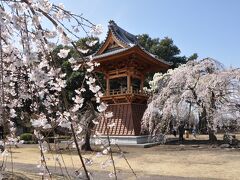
[5,162,216,180]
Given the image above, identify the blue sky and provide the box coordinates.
[52,0,240,68]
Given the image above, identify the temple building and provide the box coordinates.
[92,20,171,136]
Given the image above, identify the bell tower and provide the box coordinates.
[93,20,171,136]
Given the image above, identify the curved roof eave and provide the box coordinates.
[93,45,172,67]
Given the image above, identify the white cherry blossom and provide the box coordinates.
[57,49,70,58]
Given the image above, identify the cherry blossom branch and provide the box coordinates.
[116,144,137,178]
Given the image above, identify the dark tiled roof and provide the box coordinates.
[108,20,138,47]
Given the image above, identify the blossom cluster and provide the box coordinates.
[142,58,240,137]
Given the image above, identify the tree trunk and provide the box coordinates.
[82,129,92,151]
[82,118,94,151]
[199,106,208,134]
[81,103,96,151]
[208,128,217,144]
[208,91,217,144]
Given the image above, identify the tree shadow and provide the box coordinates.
[165,139,224,145]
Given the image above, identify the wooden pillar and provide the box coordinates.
[106,74,110,95]
[140,79,144,92]
[140,73,145,93]
[127,74,131,93]
[140,74,144,92]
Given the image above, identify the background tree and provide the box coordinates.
[137,34,186,67]
[188,53,198,61]
[52,36,101,102]
[138,34,198,67]
[76,37,101,56]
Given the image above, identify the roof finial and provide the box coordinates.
[109,20,116,25]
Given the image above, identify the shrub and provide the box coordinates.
[23,141,36,144]
[20,133,33,141]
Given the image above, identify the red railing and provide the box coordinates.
[105,87,151,96]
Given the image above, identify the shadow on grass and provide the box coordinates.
[1,171,31,180]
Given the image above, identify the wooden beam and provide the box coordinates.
[108,73,128,79]
[108,68,128,75]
